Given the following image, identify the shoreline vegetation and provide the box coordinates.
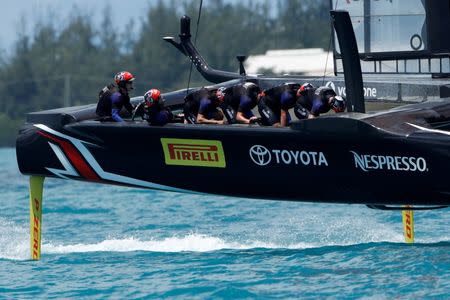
[0,0,331,146]
[0,0,406,148]
[1,1,406,147]
[0,114,22,147]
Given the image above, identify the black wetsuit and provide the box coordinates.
[183,88,218,124]
[258,83,299,126]
[198,96,222,120]
[294,87,316,119]
[96,87,133,122]
[294,86,336,119]
[220,84,259,124]
[133,100,173,126]
[96,85,114,119]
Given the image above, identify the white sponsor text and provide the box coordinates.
[350,151,428,172]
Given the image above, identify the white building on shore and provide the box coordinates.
[244,48,334,76]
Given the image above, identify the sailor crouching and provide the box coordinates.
[217,82,261,124]
[258,82,299,127]
[183,87,226,125]
[294,83,346,119]
[132,89,173,126]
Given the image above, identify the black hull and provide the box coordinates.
[17,110,450,206]
[15,10,450,207]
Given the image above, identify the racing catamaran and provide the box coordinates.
[16,4,449,259]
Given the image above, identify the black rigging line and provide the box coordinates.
[322,0,339,86]
[186,0,203,96]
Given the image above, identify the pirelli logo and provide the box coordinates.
[161,138,226,168]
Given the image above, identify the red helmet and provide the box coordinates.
[216,87,226,102]
[297,82,315,97]
[144,89,161,107]
[114,71,135,88]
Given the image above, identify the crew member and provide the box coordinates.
[132,89,173,126]
[183,88,207,124]
[197,88,225,124]
[258,82,300,127]
[217,82,261,124]
[293,82,316,120]
[183,87,225,124]
[96,71,135,122]
[294,83,346,119]
[95,83,116,119]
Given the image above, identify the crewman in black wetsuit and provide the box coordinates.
[132,89,173,126]
[217,82,261,124]
[96,71,135,122]
[294,83,346,119]
[96,83,116,118]
[293,82,316,120]
[197,89,225,124]
[183,87,225,124]
[183,88,208,124]
[258,82,300,127]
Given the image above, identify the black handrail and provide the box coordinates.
[163,16,243,84]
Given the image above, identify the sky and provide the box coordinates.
[0,0,262,56]
[0,0,153,55]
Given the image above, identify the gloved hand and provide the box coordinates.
[249,117,262,124]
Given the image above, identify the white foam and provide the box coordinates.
[0,218,30,260]
[1,216,447,260]
[44,234,311,254]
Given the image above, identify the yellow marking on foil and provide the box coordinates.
[402,206,414,244]
[30,176,45,260]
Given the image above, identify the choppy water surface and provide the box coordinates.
[1,148,449,298]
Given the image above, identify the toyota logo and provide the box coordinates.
[249,145,271,166]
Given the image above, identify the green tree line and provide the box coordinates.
[0,0,330,146]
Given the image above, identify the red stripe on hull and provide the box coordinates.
[37,131,101,181]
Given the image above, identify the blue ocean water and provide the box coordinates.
[0,148,449,298]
